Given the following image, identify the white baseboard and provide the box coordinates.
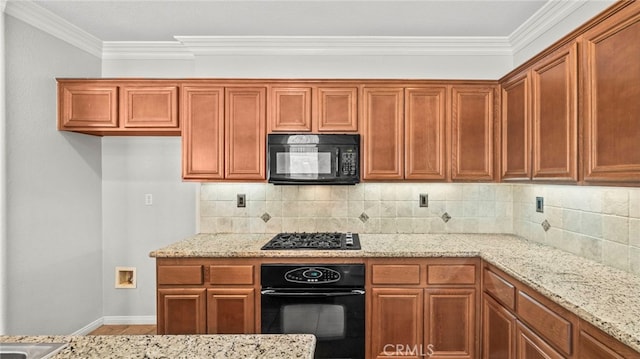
[103,315,156,325]
[71,317,104,335]
[72,315,156,335]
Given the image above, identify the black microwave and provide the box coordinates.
[267,134,360,185]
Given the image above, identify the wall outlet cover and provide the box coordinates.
[536,197,544,213]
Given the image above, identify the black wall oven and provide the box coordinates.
[261,264,365,359]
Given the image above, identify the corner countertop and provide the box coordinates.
[150,233,640,353]
[0,334,316,359]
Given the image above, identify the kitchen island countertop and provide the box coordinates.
[150,233,640,353]
[0,334,316,359]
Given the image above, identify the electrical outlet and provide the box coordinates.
[237,194,246,208]
[419,194,428,207]
[536,197,544,213]
[144,194,153,206]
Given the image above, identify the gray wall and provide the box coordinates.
[5,16,102,334]
[101,137,196,320]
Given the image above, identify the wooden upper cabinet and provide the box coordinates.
[269,86,312,132]
[225,87,267,180]
[582,5,640,183]
[58,82,118,130]
[181,86,225,180]
[315,86,359,132]
[57,80,180,135]
[120,85,179,128]
[405,87,448,180]
[268,84,358,133]
[501,71,531,181]
[531,42,578,182]
[451,85,496,181]
[362,87,404,180]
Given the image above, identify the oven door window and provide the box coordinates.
[282,304,345,340]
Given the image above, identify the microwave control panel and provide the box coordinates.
[341,149,358,176]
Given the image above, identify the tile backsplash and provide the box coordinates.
[513,184,640,275]
[199,182,640,275]
[200,183,513,235]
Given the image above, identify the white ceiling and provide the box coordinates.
[32,0,548,41]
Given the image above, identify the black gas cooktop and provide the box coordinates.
[261,232,361,250]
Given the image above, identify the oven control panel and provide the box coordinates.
[284,267,341,283]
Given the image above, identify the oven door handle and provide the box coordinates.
[261,289,365,297]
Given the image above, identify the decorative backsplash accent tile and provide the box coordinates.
[441,212,451,223]
[261,212,271,223]
[359,212,369,223]
[541,219,551,232]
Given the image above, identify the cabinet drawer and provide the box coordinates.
[371,264,421,285]
[210,265,254,285]
[517,291,572,355]
[484,268,516,310]
[158,265,204,285]
[427,264,476,285]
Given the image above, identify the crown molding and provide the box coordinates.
[102,42,194,60]
[173,35,513,57]
[509,0,586,54]
[4,0,102,58]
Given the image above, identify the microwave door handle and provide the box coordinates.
[261,289,365,297]
[335,148,340,177]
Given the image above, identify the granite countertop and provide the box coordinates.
[150,233,640,353]
[0,334,316,359]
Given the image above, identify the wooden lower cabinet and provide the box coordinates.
[368,259,479,359]
[370,288,424,359]
[577,321,640,359]
[516,321,565,359]
[157,288,207,334]
[207,288,255,334]
[425,289,476,359]
[483,293,516,359]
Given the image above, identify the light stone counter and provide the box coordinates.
[150,233,640,353]
[0,334,316,359]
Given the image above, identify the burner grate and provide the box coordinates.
[261,232,361,250]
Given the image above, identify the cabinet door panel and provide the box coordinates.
[225,88,266,180]
[157,288,206,334]
[316,86,358,132]
[269,86,312,132]
[425,288,476,359]
[516,321,564,359]
[451,86,495,181]
[362,88,404,180]
[583,8,640,182]
[58,84,118,129]
[370,288,423,359]
[532,43,578,181]
[405,87,447,180]
[483,293,516,359]
[182,86,224,179]
[207,288,255,334]
[121,86,178,128]
[501,72,531,180]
